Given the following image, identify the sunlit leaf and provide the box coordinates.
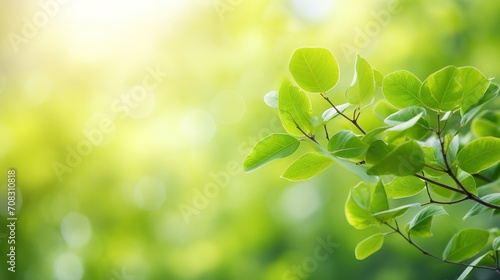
[382,70,422,108]
[461,83,499,126]
[385,176,425,198]
[458,67,490,116]
[243,134,300,172]
[371,180,389,213]
[367,140,425,176]
[457,137,500,174]
[322,103,349,123]
[289,47,339,93]
[345,54,375,107]
[372,203,419,222]
[263,90,279,108]
[442,228,489,262]
[355,234,384,260]
[278,79,317,136]
[281,152,333,181]
[328,130,368,158]
[408,206,447,238]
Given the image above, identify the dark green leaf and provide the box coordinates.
[368,140,425,176]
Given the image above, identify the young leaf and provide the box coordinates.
[365,140,391,164]
[263,90,278,108]
[243,134,300,172]
[322,103,349,123]
[281,152,333,181]
[384,176,425,198]
[374,69,384,87]
[370,180,389,213]
[345,54,375,107]
[384,106,426,125]
[367,140,425,176]
[278,79,317,137]
[408,206,448,238]
[458,67,490,116]
[382,70,422,108]
[442,228,490,262]
[345,182,379,229]
[457,252,490,280]
[461,83,499,126]
[456,137,500,174]
[355,234,384,260]
[373,100,398,122]
[471,111,500,138]
[361,127,390,144]
[289,47,339,93]
[493,236,500,251]
[328,130,368,158]
[457,171,477,196]
[420,66,462,112]
[463,193,500,220]
[372,203,420,222]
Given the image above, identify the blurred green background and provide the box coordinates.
[0,0,499,279]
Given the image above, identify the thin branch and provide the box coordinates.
[414,174,465,194]
[384,222,499,272]
[323,124,330,141]
[320,93,366,134]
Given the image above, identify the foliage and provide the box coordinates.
[244,47,500,277]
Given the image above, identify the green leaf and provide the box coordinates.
[374,69,384,87]
[420,66,490,113]
[345,183,379,229]
[345,54,375,107]
[373,100,398,121]
[365,140,390,164]
[328,130,368,158]
[382,70,422,108]
[457,252,490,280]
[362,127,390,144]
[367,140,425,176]
[278,79,317,137]
[384,176,425,198]
[243,134,300,172]
[461,83,499,126]
[457,137,500,174]
[281,152,333,181]
[457,171,477,196]
[463,193,500,220]
[289,47,339,93]
[442,228,489,262]
[371,180,389,213]
[384,106,427,132]
[408,206,448,238]
[322,103,349,123]
[420,66,462,112]
[384,106,426,125]
[263,90,278,108]
[492,236,500,251]
[355,234,384,260]
[471,111,500,138]
[372,203,420,222]
[458,67,490,116]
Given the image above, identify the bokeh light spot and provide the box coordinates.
[60,212,92,248]
[134,176,166,211]
[280,184,321,220]
[54,253,84,280]
[179,109,216,145]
